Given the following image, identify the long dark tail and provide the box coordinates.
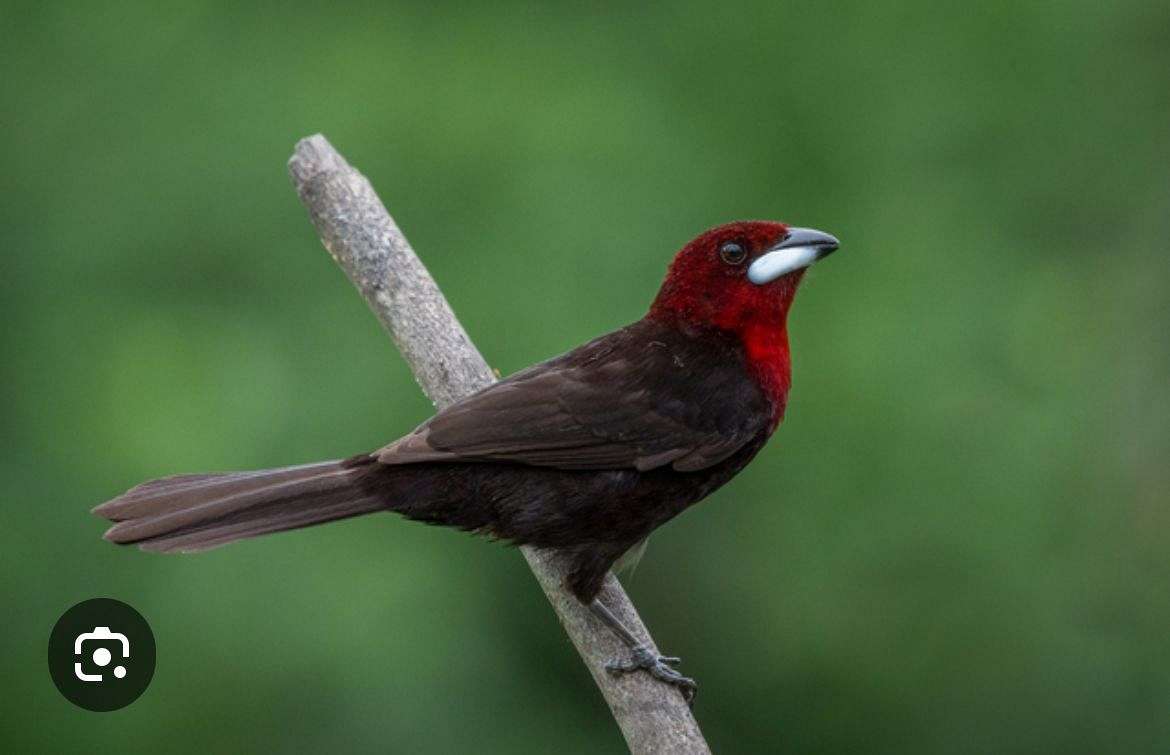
[93,458,386,553]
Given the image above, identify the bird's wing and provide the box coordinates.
[377,321,772,473]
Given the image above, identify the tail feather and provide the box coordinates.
[94,459,384,553]
[96,461,343,520]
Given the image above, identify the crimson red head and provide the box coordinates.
[648,220,839,333]
[648,220,840,421]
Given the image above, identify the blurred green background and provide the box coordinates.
[3,1,1168,752]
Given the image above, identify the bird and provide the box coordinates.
[93,220,840,701]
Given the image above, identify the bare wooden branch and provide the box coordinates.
[288,134,710,754]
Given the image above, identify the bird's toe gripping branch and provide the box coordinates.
[606,644,698,705]
[589,598,698,705]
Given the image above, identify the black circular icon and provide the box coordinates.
[48,598,156,712]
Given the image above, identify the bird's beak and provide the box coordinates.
[747,227,840,285]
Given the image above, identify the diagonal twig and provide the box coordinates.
[288,134,710,754]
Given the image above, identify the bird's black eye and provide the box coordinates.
[719,241,747,266]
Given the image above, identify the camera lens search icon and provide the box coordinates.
[49,598,155,711]
[74,626,130,682]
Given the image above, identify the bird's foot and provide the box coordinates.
[606,644,697,705]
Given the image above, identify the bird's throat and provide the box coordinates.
[740,322,791,429]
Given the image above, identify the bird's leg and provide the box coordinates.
[588,598,697,705]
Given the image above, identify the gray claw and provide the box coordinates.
[606,645,697,705]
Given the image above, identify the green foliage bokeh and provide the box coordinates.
[3,2,1169,752]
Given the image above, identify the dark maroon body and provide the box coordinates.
[347,317,779,600]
